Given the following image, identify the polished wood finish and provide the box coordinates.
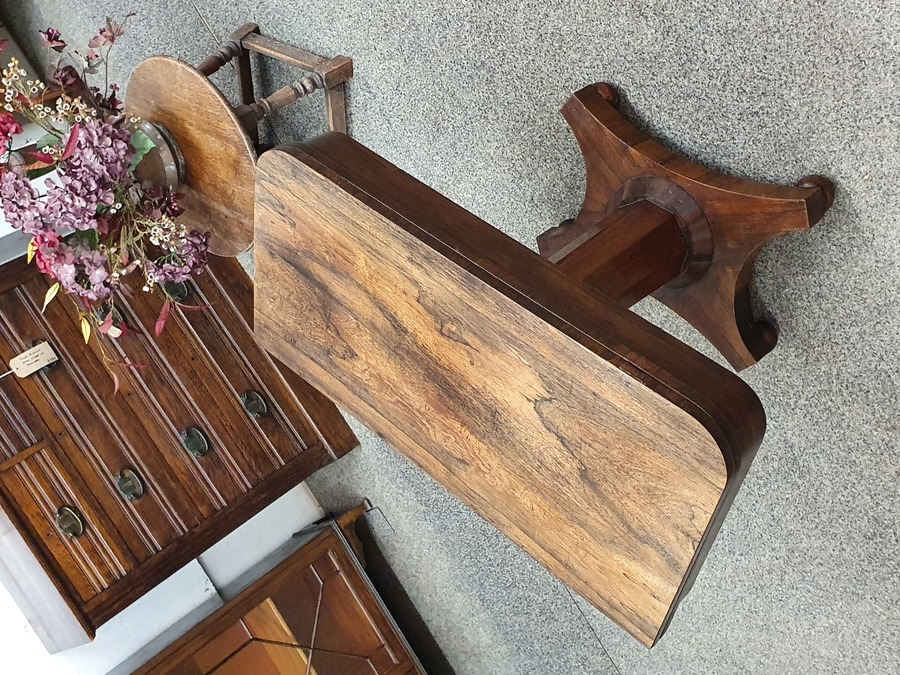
[126,57,257,257]
[538,84,834,369]
[551,200,688,307]
[0,255,357,642]
[138,524,423,674]
[252,133,766,647]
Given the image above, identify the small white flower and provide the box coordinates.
[142,285,150,292]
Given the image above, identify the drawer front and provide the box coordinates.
[0,289,191,554]
[175,269,311,466]
[114,284,282,495]
[0,442,136,603]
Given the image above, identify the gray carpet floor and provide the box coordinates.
[4,2,899,673]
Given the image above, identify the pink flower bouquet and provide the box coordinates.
[0,16,210,388]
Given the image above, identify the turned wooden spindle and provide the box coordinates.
[234,75,325,126]
[196,40,243,77]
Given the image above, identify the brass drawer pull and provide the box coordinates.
[55,506,84,538]
[181,426,210,458]
[116,468,145,501]
[240,390,269,419]
[164,281,191,303]
[29,339,58,374]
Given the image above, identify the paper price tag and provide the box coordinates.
[9,342,59,378]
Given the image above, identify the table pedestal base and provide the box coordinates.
[537,84,834,370]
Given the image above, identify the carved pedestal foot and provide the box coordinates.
[538,84,834,370]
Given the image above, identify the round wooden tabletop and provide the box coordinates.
[126,56,256,257]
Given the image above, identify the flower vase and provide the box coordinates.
[133,122,185,191]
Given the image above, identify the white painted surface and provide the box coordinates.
[0,483,325,674]
[0,508,90,653]
[0,560,218,675]
[198,481,324,590]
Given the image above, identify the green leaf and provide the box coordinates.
[69,229,100,250]
[26,164,58,181]
[34,132,62,151]
[128,129,157,170]
[42,282,60,313]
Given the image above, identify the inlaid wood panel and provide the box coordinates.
[0,254,357,636]
[253,134,766,647]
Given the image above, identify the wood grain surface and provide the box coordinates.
[0,254,357,637]
[550,199,688,307]
[253,133,767,646]
[126,56,257,257]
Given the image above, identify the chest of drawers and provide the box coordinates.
[0,254,357,650]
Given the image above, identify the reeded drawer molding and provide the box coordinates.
[0,254,357,650]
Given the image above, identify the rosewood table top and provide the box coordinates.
[252,132,766,647]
